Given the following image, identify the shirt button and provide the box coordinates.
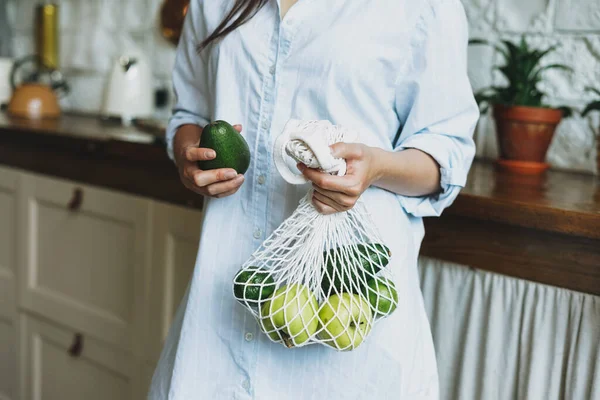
[262,120,269,130]
[253,229,262,239]
[269,65,276,75]
[257,174,266,185]
[242,379,251,391]
[245,332,254,341]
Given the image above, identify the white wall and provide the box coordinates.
[6,0,600,173]
[6,0,177,119]
[465,0,600,173]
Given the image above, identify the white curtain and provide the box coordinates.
[418,257,600,400]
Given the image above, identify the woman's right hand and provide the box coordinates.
[173,124,246,198]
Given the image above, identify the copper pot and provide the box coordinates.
[493,104,564,174]
[8,83,61,119]
[159,0,189,46]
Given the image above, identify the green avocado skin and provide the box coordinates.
[197,120,251,174]
[321,243,391,295]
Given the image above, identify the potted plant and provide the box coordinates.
[582,87,600,174]
[470,36,573,174]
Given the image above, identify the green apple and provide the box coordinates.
[261,283,319,347]
[365,277,398,318]
[258,305,286,342]
[317,293,373,351]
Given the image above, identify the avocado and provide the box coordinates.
[321,243,391,295]
[233,266,276,304]
[197,120,251,174]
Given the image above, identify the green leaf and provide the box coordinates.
[502,40,521,62]
[582,101,600,116]
[530,64,572,81]
[469,38,509,59]
[472,37,573,109]
[529,45,559,67]
[557,106,574,118]
[584,87,600,97]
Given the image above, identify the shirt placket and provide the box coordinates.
[251,18,288,246]
[240,7,291,400]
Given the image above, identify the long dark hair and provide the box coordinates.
[197,0,268,53]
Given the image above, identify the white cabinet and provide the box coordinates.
[18,173,150,351]
[0,166,19,400]
[20,315,134,400]
[0,167,204,400]
[145,201,202,365]
[0,321,17,400]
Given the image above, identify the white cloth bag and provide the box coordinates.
[232,119,398,351]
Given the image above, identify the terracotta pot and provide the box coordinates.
[493,104,563,162]
[597,132,599,175]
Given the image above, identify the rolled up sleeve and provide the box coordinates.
[165,0,211,161]
[394,0,479,217]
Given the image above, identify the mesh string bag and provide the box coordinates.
[232,119,398,351]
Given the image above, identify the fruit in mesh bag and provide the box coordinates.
[321,243,391,295]
[260,283,319,347]
[364,277,398,318]
[259,312,284,342]
[233,266,276,304]
[317,293,373,351]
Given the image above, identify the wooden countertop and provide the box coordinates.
[443,161,600,239]
[0,112,598,294]
[422,162,599,296]
[0,112,204,209]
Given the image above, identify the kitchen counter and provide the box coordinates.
[422,164,599,296]
[0,111,203,209]
[0,112,598,294]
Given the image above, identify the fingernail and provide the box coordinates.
[297,163,305,172]
[224,171,237,179]
[205,151,216,159]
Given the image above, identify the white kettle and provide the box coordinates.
[101,51,153,124]
[0,58,14,105]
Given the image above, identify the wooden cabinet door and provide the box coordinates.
[20,315,134,400]
[145,201,202,365]
[0,166,19,400]
[18,173,149,351]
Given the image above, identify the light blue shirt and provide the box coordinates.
[152,0,479,399]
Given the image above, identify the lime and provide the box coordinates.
[234,266,276,303]
[365,277,398,317]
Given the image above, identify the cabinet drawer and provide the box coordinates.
[18,173,149,350]
[0,318,17,400]
[0,166,18,319]
[0,166,19,400]
[20,314,134,400]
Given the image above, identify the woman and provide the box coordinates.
[149,0,478,398]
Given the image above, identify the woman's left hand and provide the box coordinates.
[298,143,381,215]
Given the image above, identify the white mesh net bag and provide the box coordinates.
[232,119,398,351]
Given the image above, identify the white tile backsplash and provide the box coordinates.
[11,33,34,59]
[12,0,38,33]
[4,0,600,174]
[60,71,108,113]
[555,0,600,32]
[152,30,177,79]
[495,0,552,32]
[123,0,154,32]
[56,0,78,32]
